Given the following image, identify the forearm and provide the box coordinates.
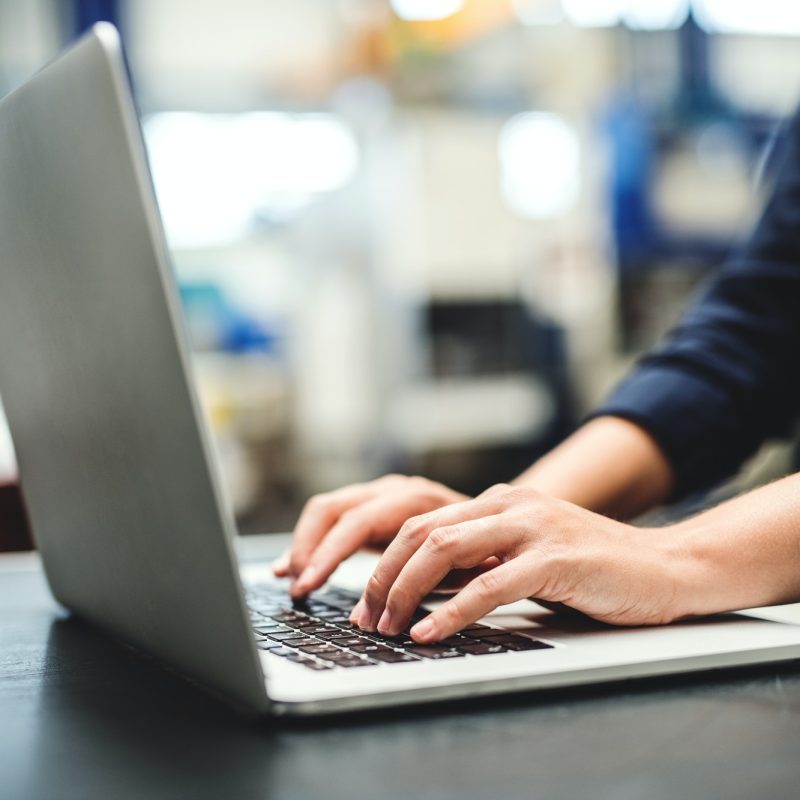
[513,416,674,520]
[669,472,800,617]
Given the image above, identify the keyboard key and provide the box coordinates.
[437,636,470,648]
[407,646,464,660]
[266,646,297,658]
[315,610,345,620]
[278,635,313,647]
[316,629,355,641]
[316,649,351,662]
[253,624,285,634]
[272,611,302,622]
[331,621,360,631]
[371,651,419,663]
[349,643,383,653]
[283,637,321,648]
[302,625,336,635]
[285,654,316,665]
[364,645,397,655]
[314,593,357,611]
[462,623,492,633]
[298,644,340,656]
[303,661,334,671]
[458,642,508,655]
[255,640,284,651]
[362,632,411,645]
[248,604,280,615]
[465,629,511,641]
[484,635,553,651]
[268,630,309,642]
[288,618,317,628]
[331,637,365,647]
[331,655,373,668]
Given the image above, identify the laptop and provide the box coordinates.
[1,24,800,717]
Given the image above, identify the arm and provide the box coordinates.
[512,416,674,519]
[591,107,800,498]
[351,474,800,641]
[520,107,800,515]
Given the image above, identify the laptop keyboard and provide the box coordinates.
[246,583,553,671]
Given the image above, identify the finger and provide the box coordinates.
[291,490,448,597]
[356,496,505,630]
[288,483,377,577]
[272,551,291,577]
[378,515,515,635]
[410,558,536,643]
[289,509,376,597]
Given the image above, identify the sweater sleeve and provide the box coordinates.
[593,107,800,498]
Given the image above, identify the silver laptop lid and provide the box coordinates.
[0,24,268,712]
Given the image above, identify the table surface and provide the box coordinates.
[3,535,800,800]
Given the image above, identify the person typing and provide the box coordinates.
[275,105,800,644]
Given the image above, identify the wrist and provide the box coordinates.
[656,521,734,621]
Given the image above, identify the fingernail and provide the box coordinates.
[410,618,436,642]
[377,608,393,635]
[350,598,366,624]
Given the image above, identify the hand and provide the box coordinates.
[274,475,468,598]
[350,484,688,643]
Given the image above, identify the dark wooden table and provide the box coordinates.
[3,535,800,800]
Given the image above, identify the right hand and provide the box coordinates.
[273,475,468,598]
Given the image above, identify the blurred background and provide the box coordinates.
[1,0,800,544]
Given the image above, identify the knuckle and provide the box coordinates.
[529,500,558,529]
[378,473,404,486]
[307,492,332,512]
[409,475,432,490]
[439,598,466,628]
[506,486,530,502]
[426,526,458,555]
[338,507,363,526]
[474,570,503,602]
[398,515,429,542]
[481,482,512,499]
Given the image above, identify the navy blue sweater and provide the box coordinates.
[595,109,800,498]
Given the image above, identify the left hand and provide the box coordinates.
[350,484,688,643]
